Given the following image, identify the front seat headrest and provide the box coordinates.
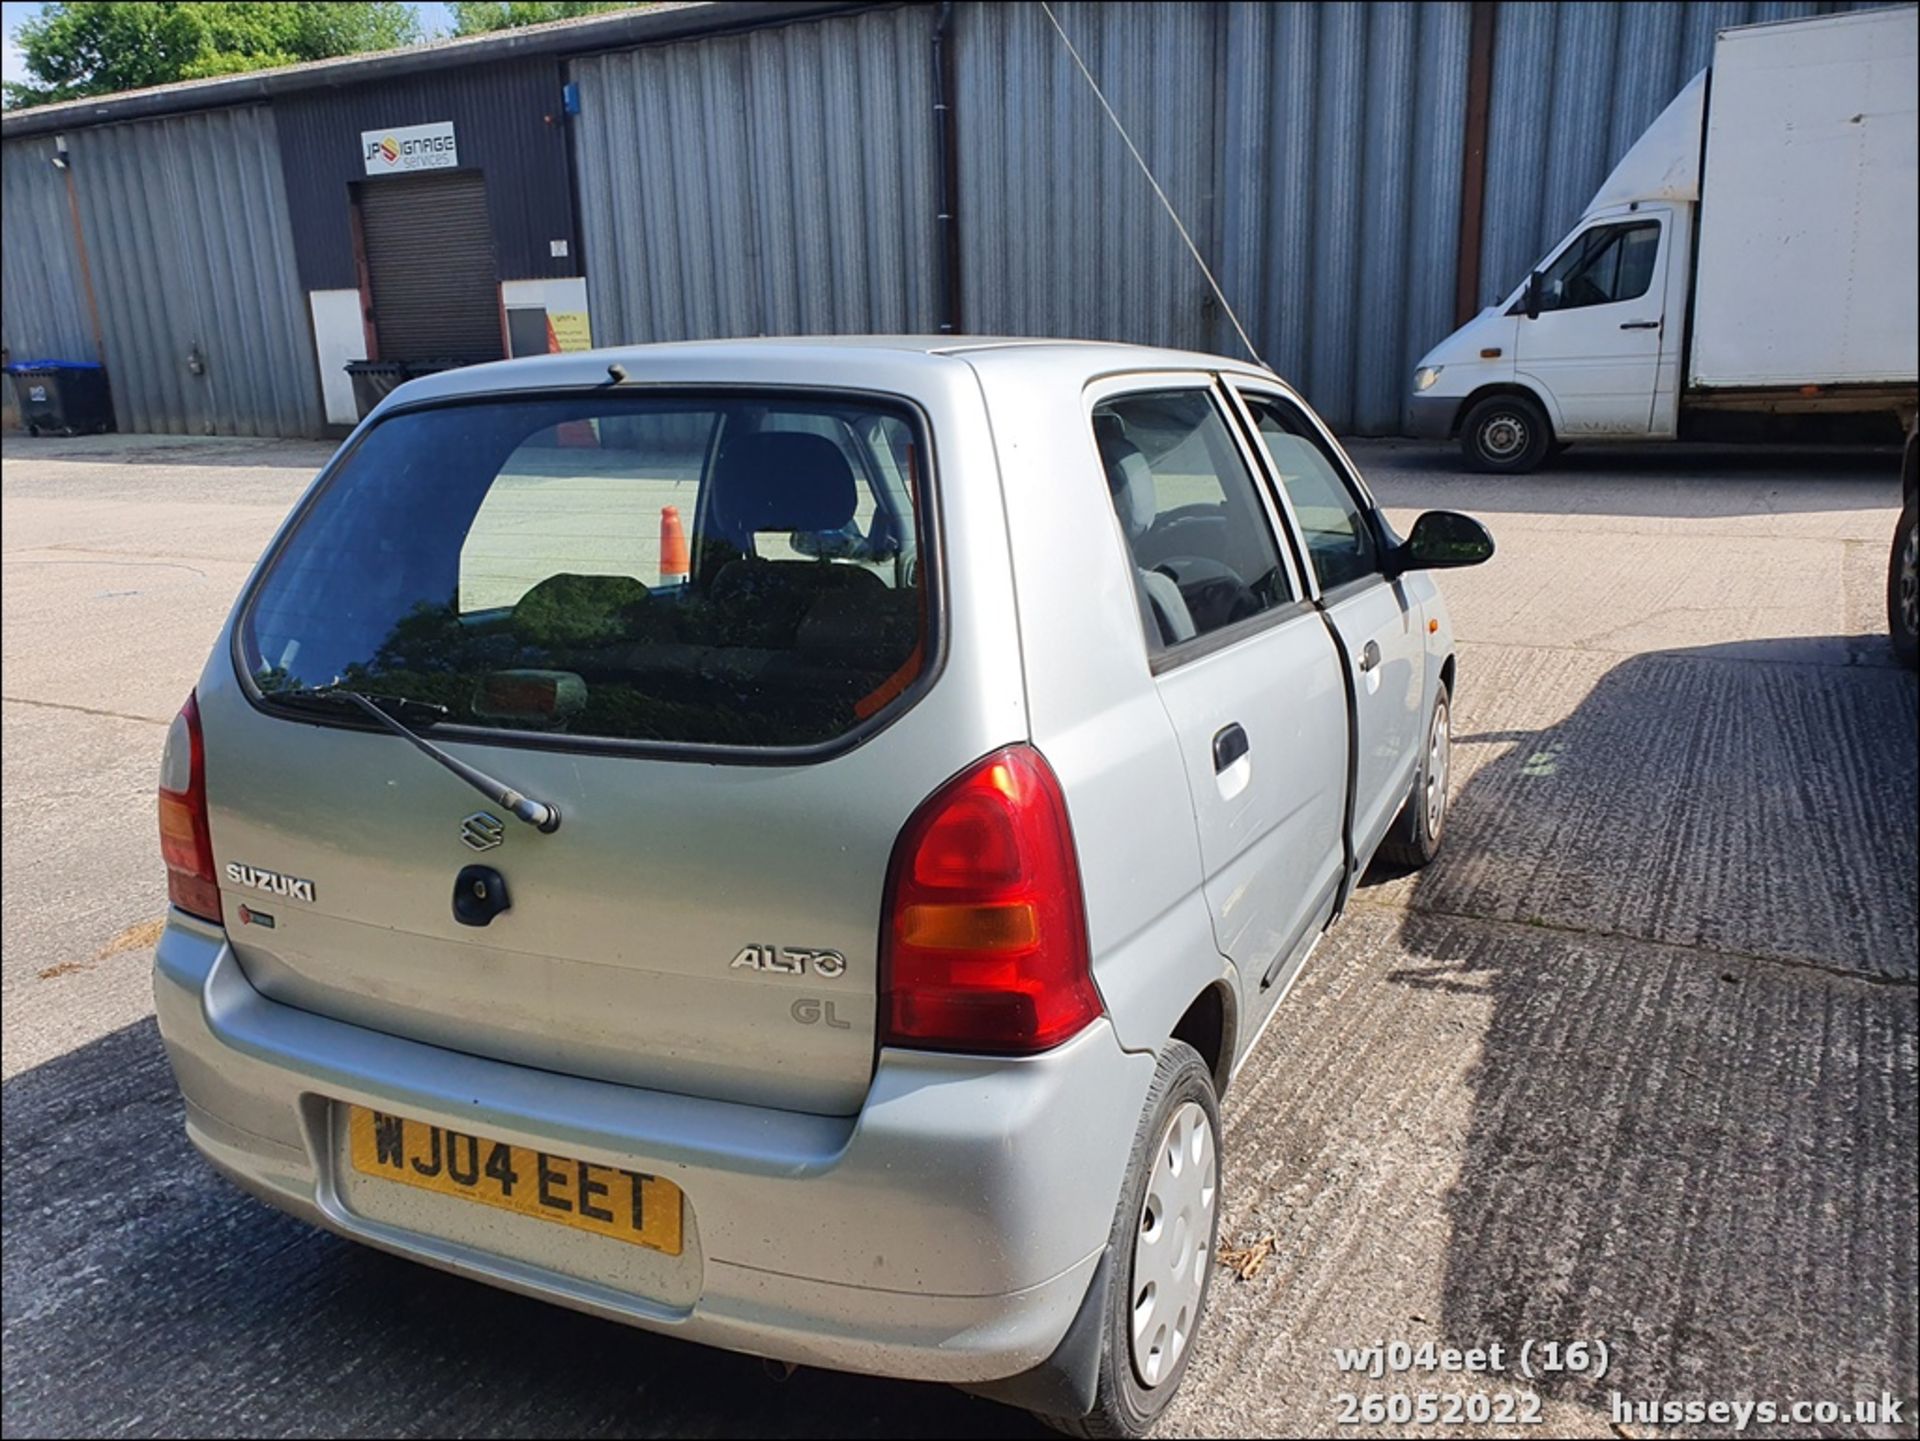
[1094,416,1157,542]
[709,433,859,552]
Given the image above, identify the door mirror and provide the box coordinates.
[1524,270,1544,320]
[1399,511,1494,571]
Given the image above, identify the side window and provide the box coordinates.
[1241,395,1380,592]
[1537,220,1661,311]
[1091,389,1295,652]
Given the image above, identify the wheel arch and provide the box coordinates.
[1169,979,1237,1098]
[1456,382,1559,441]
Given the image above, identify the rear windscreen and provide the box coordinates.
[240,393,930,749]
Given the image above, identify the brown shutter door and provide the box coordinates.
[358,171,503,363]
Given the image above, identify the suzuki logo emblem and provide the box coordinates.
[460,812,505,851]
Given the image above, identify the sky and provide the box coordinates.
[2,2,461,89]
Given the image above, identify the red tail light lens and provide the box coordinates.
[881,746,1102,1053]
[158,692,221,924]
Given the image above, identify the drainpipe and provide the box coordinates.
[1453,0,1497,326]
[931,1,962,334]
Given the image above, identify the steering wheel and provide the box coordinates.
[1152,555,1259,632]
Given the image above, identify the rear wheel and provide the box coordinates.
[1379,681,1451,869]
[1890,490,1918,669]
[1037,1041,1220,1438]
[1460,394,1551,473]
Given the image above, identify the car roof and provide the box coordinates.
[385,335,1284,409]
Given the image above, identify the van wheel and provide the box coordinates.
[1379,682,1451,869]
[1037,1041,1221,1438]
[1460,395,1550,473]
[1891,491,1918,669]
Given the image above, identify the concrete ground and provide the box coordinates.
[2,431,1914,1438]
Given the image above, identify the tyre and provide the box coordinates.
[1891,490,1918,670]
[1037,1041,1221,1438]
[1459,394,1551,473]
[1378,680,1452,869]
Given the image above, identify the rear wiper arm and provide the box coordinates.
[289,684,561,834]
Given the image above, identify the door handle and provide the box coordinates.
[1212,723,1249,774]
[1619,319,1661,330]
[1357,640,1381,674]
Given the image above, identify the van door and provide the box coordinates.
[1231,387,1426,871]
[1088,380,1348,1025]
[1514,213,1670,435]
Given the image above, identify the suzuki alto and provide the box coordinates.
[154,337,1492,1435]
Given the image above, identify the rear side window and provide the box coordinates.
[1091,389,1296,651]
[241,394,930,749]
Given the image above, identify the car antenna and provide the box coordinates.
[606,361,628,383]
[332,686,561,834]
[1037,0,1265,369]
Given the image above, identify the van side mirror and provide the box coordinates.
[1524,270,1544,320]
[1397,511,1495,572]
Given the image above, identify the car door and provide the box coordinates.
[1514,213,1670,436]
[1231,386,1425,874]
[1088,378,1348,1023]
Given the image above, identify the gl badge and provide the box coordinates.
[731,945,847,979]
[461,812,505,852]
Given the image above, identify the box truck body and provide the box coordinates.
[1411,5,1919,472]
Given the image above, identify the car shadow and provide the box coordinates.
[0,1018,1047,1439]
[1367,635,1918,1423]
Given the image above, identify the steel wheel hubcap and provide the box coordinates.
[1901,521,1918,638]
[1480,414,1526,459]
[1130,1100,1217,1390]
[1426,696,1451,839]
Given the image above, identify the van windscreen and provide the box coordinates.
[240,393,930,749]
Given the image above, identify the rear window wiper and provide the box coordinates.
[271,683,562,834]
[266,686,450,727]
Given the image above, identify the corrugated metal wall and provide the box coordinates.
[1,137,97,365]
[572,6,938,344]
[1218,2,1472,433]
[64,107,322,437]
[955,1,1221,353]
[1474,0,1880,310]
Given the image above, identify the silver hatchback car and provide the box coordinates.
[155,338,1489,1434]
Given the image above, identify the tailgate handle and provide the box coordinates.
[453,865,511,927]
[1213,723,1249,773]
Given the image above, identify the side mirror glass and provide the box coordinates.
[1403,510,1495,571]
[1524,270,1543,320]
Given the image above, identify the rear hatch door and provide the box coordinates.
[205,389,954,1115]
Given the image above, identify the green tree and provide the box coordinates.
[448,2,653,38]
[3,3,421,109]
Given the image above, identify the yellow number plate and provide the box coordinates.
[347,1106,683,1256]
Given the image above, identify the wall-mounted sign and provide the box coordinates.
[361,121,458,176]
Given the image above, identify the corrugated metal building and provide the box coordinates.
[0,0,1890,439]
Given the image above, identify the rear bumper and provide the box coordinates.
[154,912,1151,1384]
[1407,392,1460,440]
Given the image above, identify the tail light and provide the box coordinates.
[881,746,1102,1053]
[158,692,221,924]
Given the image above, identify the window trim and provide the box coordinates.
[228,383,949,766]
[1223,381,1399,602]
[1083,371,1312,676]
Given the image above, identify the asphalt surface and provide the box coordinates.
[3,432,1915,1438]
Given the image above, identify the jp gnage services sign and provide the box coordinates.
[362,121,458,176]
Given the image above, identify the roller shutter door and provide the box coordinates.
[359,171,503,363]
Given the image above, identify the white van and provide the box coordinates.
[1411,6,1918,473]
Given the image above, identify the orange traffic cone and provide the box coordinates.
[659,505,690,586]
